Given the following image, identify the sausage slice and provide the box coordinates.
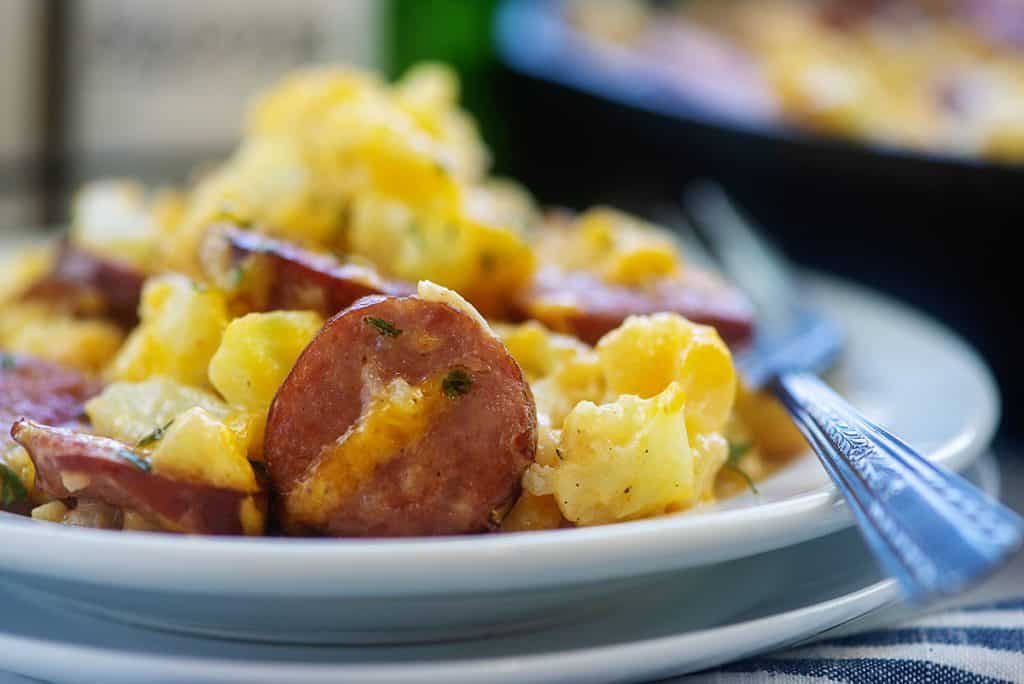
[0,354,100,452]
[515,266,756,347]
[201,224,414,317]
[11,420,265,535]
[22,242,146,327]
[265,294,537,537]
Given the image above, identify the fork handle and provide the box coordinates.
[773,371,1023,603]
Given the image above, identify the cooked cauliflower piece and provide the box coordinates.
[543,382,697,525]
[208,310,323,450]
[107,274,229,389]
[348,191,535,317]
[0,302,124,372]
[596,312,735,434]
[148,407,259,493]
[496,322,605,426]
[536,207,682,286]
[85,376,257,455]
[71,180,182,271]
[0,245,53,304]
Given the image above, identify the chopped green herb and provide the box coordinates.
[442,368,472,398]
[0,463,28,507]
[725,441,757,493]
[364,316,402,338]
[728,441,752,461]
[191,280,209,293]
[212,205,251,229]
[433,160,449,176]
[229,265,246,288]
[136,419,174,448]
[117,448,152,473]
[0,353,17,370]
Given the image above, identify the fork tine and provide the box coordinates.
[683,181,796,324]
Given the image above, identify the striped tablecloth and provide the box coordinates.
[686,449,1024,684]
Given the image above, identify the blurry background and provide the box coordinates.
[1,0,1021,439]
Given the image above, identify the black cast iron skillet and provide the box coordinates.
[494,0,1024,438]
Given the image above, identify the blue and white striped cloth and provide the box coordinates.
[688,598,1024,683]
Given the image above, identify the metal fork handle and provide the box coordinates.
[773,371,1024,604]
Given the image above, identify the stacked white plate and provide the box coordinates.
[0,267,1002,683]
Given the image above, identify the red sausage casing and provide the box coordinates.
[12,420,265,535]
[265,295,537,537]
[516,266,756,347]
[0,354,101,453]
[201,224,414,317]
[21,242,146,327]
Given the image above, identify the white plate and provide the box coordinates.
[0,455,1002,684]
[0,274,999,642]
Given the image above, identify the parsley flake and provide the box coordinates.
[725,441,757,493]
[229,265,247,288]
[364,316,402,337]
[442,369,472,398]
[1,353,17,370]
[0,463,28,506]
[117,448,152,473]
[136,419,174,448]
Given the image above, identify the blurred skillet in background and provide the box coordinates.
[495,0,1024,440]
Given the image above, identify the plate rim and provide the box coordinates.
[0,271,1000,597]
[0,570,901,684]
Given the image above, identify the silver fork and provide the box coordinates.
[684,182,1023,604]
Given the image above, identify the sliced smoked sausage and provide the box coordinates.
[12,420,265,535]
[201,224,414,317]
[22,242,146,328]
[515,266,756,347]
[0,354,100,452]
[265,294,537,537]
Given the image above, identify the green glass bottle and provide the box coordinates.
[386,0,507,171]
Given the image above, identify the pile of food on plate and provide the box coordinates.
[568,0,1024,161]
[0,64,807,537]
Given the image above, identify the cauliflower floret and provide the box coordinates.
[348,192,535,317]
[393,63,490,182]
[208,310,323,449]
[71,180,182,271]
[531,353,605,429]
[496,321,605,427]
[596,313,735,434]
[0,245,53,304]
[734,382,808,460]
[501,492,565,532]
[148,407,259,493]
[542,382,699,526]
[495,321,590,381]
[84,376,257,455]
[0,302,124,372]
[249,66,466,217]
[107,274,229,389]
[2,445,36,504]
[536,207,682,286]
